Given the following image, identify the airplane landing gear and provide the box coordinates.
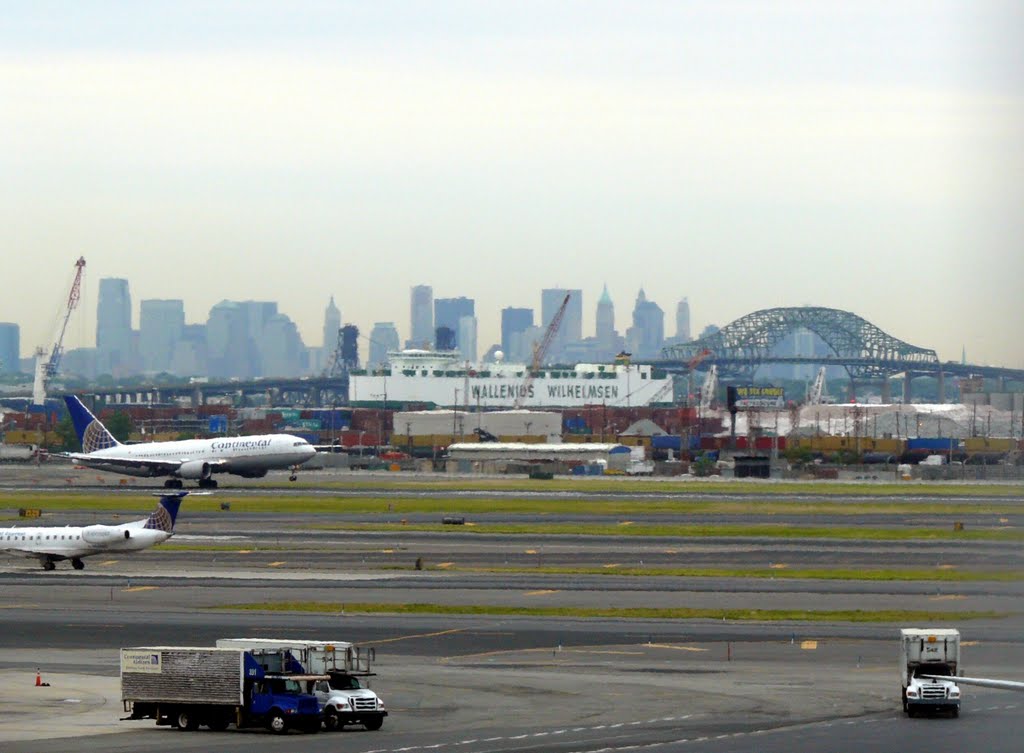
[164,479,184,489]
[71,558,85,570]
[198,478,218,489]
[42,558,56,571]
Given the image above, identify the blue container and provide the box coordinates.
[907,438,959,452]
[652,435,682,451]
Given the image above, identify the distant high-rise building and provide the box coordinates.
[435,326,456,351]
[541,288,582,362]
[263,313,305,378]
[501,307,533,357]
[96,278,135,375]
[170,324,207,376]
[626,288,664,358]
[368,322,400,369]
[675,297,691,343]
[434,297,475,347]
[457,315,478,363]
[205,300,277,378]
[595,285,615,348]
[0,323,19,374]
[321,296,341,372]
[409,285,433,349]
[139,299,185,373]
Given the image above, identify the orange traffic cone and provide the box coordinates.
[35,670,42,687]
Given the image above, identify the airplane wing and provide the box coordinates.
[59,453,228,476]
[924,675,1024,692]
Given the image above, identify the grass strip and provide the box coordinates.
[313,521,1024,541]
[215,601,1007,623]
[2,493,1021,518]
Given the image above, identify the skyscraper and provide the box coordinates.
[321,296,341,371]
[0,323,19,374]
[675,297,691,343]
[368,322,400,369]
[434,297,475,347]
[457,315,478,363]
[262,313,305,378]
[626,288,665,359]
[139,299,185,373]
[501,307,533,358]
[409,285,433,349]
[595,285,615,348]
[96,278,134,375]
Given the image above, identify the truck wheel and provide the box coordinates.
[364,717,384,731]
[907,707,917,718]
[951,707,959,718]
[323,709,339,731]
[207,715,231,731]
[176,710,199,731]
[268,710,288,734]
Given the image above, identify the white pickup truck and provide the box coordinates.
[901,628,961,717]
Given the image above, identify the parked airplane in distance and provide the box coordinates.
[61,395,317,488]
[0,491,187,571]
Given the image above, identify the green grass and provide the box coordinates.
[313,521,1024,541]
[214,601,1007,623]
[3,492,1021,519]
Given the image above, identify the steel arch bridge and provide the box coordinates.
[662,306,939,381]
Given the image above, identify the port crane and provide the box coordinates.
[32,256,86,405]
[514,293,570,409]
[806,366,827,405]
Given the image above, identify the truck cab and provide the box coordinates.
[247,675,323,733]
[310,672,387,731]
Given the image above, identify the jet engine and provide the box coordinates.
[82,525,130,544]
[178,460,212,480]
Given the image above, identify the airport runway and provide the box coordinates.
[0,472,1022,751]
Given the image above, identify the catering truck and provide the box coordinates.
[216,638,387,731]
[900,628,962,717]
[121,646,324,733]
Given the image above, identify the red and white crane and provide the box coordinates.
[32,256,86,405]
[514,293,570,409]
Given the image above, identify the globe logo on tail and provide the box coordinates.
[83,421,118,454]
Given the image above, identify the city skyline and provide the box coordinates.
[2,4,1021,367]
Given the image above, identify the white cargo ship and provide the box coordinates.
[349,350,673,409]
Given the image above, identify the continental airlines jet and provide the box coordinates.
[0,491,187,571]
[61,395,317,488]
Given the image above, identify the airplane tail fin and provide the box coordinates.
[143,491,187,532]
[64,395,120,452]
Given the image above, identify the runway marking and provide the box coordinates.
[363,628,465,646]
[801,640,818,650]
[0,604,39,609]
[619,521,634,526]
[436,562,454,569]
[524,549,537,555]
[962,640,980,646]
[603,563,621,569]
[929,594,965,601]
[525,589,558,596]
[769,563,788,569]
[122,586,158,593]
[98,560,118,566]
[646,643,708,652]
[268,561,286,567]
[937,564,957,569]
[235,549,253,554]
[663,548,679,554]
[380,549,395,553]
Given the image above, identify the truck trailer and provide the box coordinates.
[216,638,387,730]
[121,646,323,734]
[900,628,962,717]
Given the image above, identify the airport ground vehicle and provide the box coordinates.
[216,638,387,730]
[901,628,962,717]
[121,646,323,733]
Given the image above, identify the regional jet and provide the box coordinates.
[0,491,187,571]
[61,395,317,488]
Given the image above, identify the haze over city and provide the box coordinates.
[2,2,1021,367]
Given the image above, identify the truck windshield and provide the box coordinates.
[329,675,364,690]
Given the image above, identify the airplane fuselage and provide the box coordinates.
[0,520,170,560]
[74,434,315,478]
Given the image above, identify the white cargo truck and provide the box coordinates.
[900,628,961,717]
[216,638,387,731]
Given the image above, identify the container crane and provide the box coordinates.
[807,366,827,405]
[514,293,570,409]
[32,256,86,405]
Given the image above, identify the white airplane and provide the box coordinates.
[61,395,317,488]
[0,491,187,571]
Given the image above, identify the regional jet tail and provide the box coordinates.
[0,491,187,571]
[60,395,317,488]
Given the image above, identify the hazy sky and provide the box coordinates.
[3,2,1021,366]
